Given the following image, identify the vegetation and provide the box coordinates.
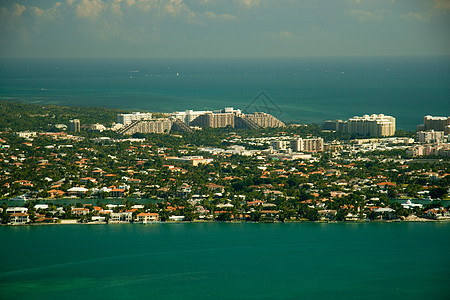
[0,101,448,225]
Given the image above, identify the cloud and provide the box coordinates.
[400,12,425,21]
[239,0,261,8]
[433,0,450,10]
[348,9,384,22]
[13,3,26,16]
[75,0,106,19]
[278,31,296,39]
[31,2,63,20]
[204,11,236,21]
[111,2,123,17]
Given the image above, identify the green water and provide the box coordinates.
[1,222,449,299]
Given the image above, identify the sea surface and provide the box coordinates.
[1,56,449,130]
[1,222,449,299]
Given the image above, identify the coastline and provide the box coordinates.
[2,217,448,226]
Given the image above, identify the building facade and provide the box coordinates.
[68,119,81,132]
[190,113,235,128]
[417,130,445,144]
[290,138,324,152]
[117,112,153,125]
[344,114,396,137]
[119,119,173,135]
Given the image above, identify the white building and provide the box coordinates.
[117,112,153,125]
[417,130,445,143]
[171,108,242,125]
[345,114,396,137]
[171,110,212,124]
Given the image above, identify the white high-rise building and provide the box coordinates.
[117,112,153,125]
[344,114,396,137]
[171,110,212,124]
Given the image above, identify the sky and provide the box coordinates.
[0,0,449,58]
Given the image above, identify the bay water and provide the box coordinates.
[1,56,449,130]
[1,222,449,299]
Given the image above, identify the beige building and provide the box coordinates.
[344,114,396,137]
[190,113,235,128]
[119,119,173,135]
[245,112,285,128]
[290,138,324,152]
[417,116,450,134]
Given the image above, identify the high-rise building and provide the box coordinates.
[190,113,235,128]
[171,110,212,124]
[323,120,345,131]
[271,140,289,150]
[419,116,450,134]
[290,138,324,152]
[118,119,173,135]
[244,112,285,128]
[68,119,81,132]
[117,112,153,125]
[343,114,396,137]
[417,130,445,144]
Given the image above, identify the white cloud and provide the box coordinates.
[204,11,236,21]
[75,0,106,19]
[31,2,62,20]
[111,2,123,17]
[348,9,384,22]
[240,0,261,8]
[13,3,26,16]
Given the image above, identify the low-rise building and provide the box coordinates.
[136,213,159,223]
[9,213,29,225]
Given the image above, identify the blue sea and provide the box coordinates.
[1,222,449,299]
[0,56,449,130]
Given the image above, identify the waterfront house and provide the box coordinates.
[10,213,29,225]
[71,208,90,215]
[110,212,133,223]
[136,212,159,223]
[66,187,89,197]
[110,188,127,198]
[426,208,450,220]
[318,210,337,221]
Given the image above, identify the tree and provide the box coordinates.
[217,212,232,221]
[429,187,447,200]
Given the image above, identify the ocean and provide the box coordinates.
[1,222,449,299]
[0,56,449,130]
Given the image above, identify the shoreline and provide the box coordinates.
[2,218,449,226]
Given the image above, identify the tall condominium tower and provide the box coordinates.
[69,119,81,132]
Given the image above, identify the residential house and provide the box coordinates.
[110,212,133,223]
[10,213,29,225]
[136,212,159,223]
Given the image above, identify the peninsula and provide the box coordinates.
[1,101,449,225]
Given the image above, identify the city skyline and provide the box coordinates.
[1,0,449,58]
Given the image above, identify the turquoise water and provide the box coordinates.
[1,56,449,130]
[1,222,449,299]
